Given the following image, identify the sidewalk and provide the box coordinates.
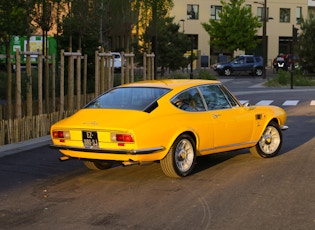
[0,135,51,158]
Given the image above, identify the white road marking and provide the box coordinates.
[239,100,249,104]
[256,100,274,105]
[282,100,299,106]
[311,100,315,106]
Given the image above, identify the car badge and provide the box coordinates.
[83,121,98,125]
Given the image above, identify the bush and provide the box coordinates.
[265,69,315,87]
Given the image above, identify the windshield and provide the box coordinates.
[85,87,170,111]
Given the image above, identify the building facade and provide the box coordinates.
[171,0,309,68]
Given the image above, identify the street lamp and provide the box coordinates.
[254,0,267,79]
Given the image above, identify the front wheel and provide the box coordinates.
[223,68,232,76]
[250,122,282,158]
[160,134,196,178]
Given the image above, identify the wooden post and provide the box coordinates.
[26,43,32,117]
[15,49,22,118]
[76,50,81,110]
[107,56,112,89]
[147,54,151,80]
[60,50,65,113]
[119,52,124,84]
[143,52,147,80]
[67,49,74,111]
[45,55,49,113]
[100,54,106,93]
[38,55,43,115]
[124,52,130,84]
[52,54,56,112]
[94,51,99,97]
[151,53,155,80]
[130,53,134,82]
[83,54,87,105]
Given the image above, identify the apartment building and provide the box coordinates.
[171,0,309,68]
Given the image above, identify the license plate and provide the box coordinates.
[82,131,99,148]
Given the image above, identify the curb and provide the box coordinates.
[0,135,52,158]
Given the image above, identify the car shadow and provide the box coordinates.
[192,113,315,176]
[192,149,249,175]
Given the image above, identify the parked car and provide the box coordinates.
[212,55,264,76]
[111,52,123,72]
[104,52,123,72]
[50,79,288,178]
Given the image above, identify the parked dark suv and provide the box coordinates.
[212,55,264,76]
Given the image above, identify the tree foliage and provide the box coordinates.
[201,0,261,54]
[153,17,190,74]
[297,14,315,70]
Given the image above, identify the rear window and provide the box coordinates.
[85,87,170,111]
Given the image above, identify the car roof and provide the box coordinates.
[117,79,220,90]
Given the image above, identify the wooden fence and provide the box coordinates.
[0,50,155,146]
[0,110,76,145]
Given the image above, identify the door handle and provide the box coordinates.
[212,114,220,119]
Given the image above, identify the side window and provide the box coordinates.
[171,88,205,112]
[246,57,254,63]
[219,85,239,107]
[235,57,244,64]
[199,85,232,110]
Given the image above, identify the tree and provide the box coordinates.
[297,14,315,72]
[152,17,190,75]
[0,0,29,119]
[201,0,261,55]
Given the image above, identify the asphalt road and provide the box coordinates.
[1,77,315,230]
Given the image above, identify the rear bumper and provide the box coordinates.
[50,144,164,155]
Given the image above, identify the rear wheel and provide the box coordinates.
[255,67,263,76]
[160,134,196,178]
[83,160,113,170]
[250,121,282,158]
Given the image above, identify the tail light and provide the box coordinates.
[52,130,70,139]
[111,133,134,143]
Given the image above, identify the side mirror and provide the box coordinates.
[243,102,251,107]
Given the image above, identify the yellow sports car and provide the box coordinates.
[50,79,288,178]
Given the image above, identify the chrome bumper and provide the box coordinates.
[50,144,164,155]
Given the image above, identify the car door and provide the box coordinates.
[244,56,255,70]
[171,87,215,151]
[231,56,245,71]
[199,84,254,149]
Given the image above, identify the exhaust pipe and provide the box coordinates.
[59,156,71,161]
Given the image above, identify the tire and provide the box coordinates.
[83,160,113,170]
[250,121,282,158]
[255,67,263,76]
[223,68,232,76]
[160,134,196,178]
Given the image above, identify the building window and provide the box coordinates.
[187,4,199,20]
[257,7,269,21]
[210,5,222,20]
[280,8,290,23]
[296,7,302,24]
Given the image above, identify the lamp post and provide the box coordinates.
[262,0,267,79]
[254,0,267,79]
[190,35,193,79]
